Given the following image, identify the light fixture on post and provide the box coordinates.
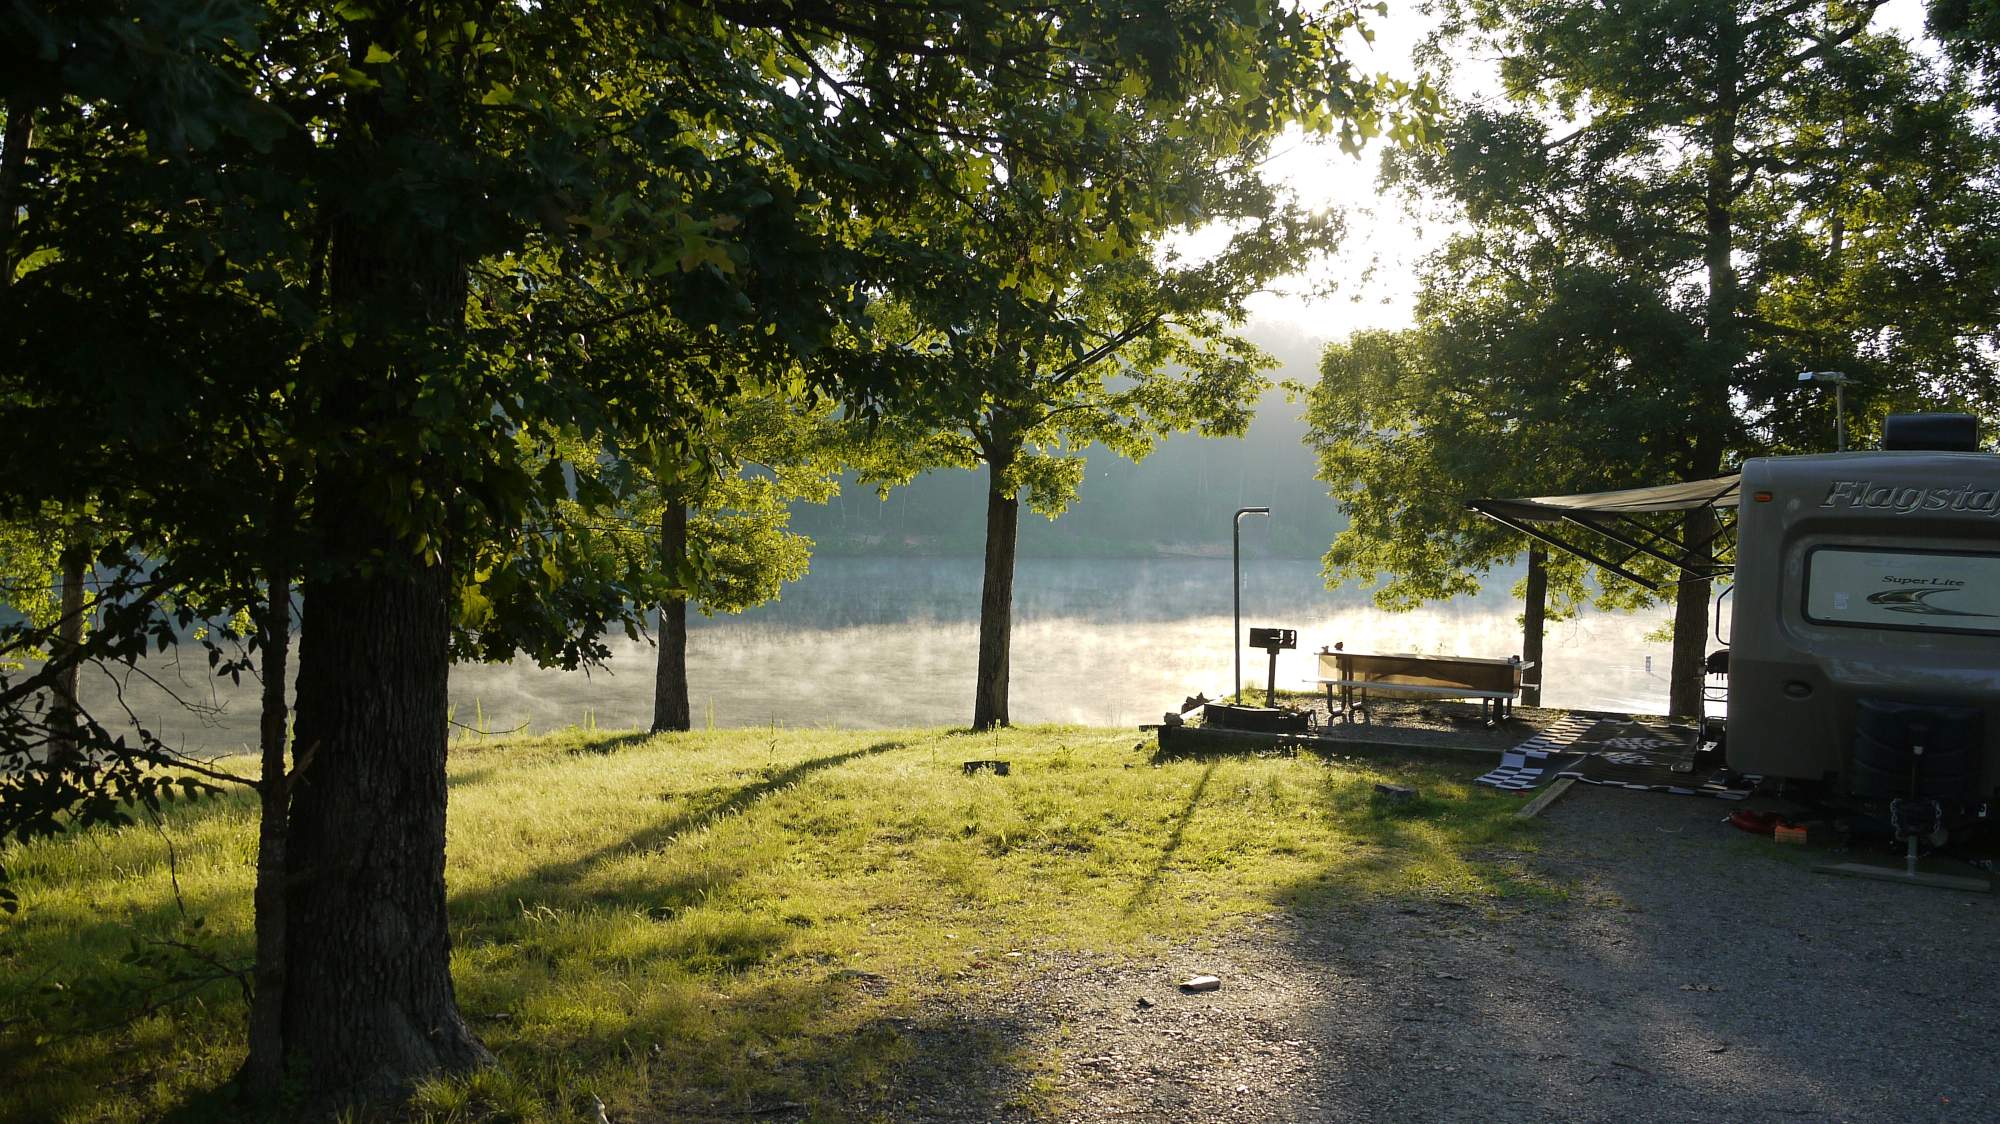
[1233,507,1269,703]
[1798,370,1852,451]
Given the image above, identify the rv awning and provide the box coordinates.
[1469,475,1740,592]
[1472,476,1741,522]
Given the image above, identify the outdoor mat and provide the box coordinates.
[1556,756,1763,800]
[1554,719,1760,799]
[1475,715,1597,791]
[1570,717,1702,767]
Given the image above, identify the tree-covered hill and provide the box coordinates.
[790,321,1346,559]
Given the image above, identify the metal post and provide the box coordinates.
[1799,370,1850,452]
[1233,507,1269,703]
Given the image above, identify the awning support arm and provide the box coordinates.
[1609,512,1696,555]
[1561,515,1695,574]
[1469,505,1664,592]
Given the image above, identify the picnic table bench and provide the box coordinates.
[1314,649,1531,726]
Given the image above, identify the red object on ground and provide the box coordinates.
[1728,809,1784,835]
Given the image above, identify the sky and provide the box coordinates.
[1241,0,1938,344]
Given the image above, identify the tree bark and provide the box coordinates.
[971,447,1020,731]
[243,555,292,1102]
[284,519,491,1107]
[48,540,86,760]
[1520,546,1546,708]
[652,498,692,733]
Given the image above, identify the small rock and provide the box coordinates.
[1136,996,1155,1009]
[1181,975,1222,993]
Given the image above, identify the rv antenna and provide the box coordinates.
[1233,507,1270,703]
[1797,370,1852,451]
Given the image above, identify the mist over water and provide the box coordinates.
[98,556,1677,756]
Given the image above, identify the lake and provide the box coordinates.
[100,556,1679,755]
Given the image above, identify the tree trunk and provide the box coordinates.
[284,527,491,1107]
[0,97,31,287]
[1668,506,1716,718]
[652,499,692,733]
[242,558,292,1102]
[1520,546,1546,708]
[4,100,82,761]
[48,541,86,759]
[278,46,491,1105]
[2,103,86,760]
[971,449,1020,731]
[1672,13,1740,719]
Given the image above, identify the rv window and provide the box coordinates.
[1802,547,2000,636]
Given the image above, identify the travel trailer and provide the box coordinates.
[1474,414,1999,809]
[1729,415,1999,807]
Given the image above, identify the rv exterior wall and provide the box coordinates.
[1728,450,2000,795]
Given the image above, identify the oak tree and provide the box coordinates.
[1313,0,2000,714]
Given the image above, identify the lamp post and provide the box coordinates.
[1233,507,1269,703]
[1798,370,1852,451]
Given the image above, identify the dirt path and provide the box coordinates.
[873,789,2000,1122]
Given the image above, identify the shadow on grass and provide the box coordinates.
[1123,761,1215,915]
[426,722,1052,1122]
[1148,738,1298,766]
[446,764,503,789]
[1274,765,1549,916]
[2,737,920,1123]
[432,975,1049,1123]
[562,731,658,757]
[130,976,1051,1124]
[451,739,909,923]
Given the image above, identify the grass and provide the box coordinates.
[0,723,1555,1122]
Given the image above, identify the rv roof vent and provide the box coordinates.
[1882,413,1979,452]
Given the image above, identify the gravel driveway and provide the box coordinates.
[873,788,2000,1123]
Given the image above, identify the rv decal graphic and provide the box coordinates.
[1821,480,2000,515]
[1805,548,2000,634]
[1864,586,1999,618]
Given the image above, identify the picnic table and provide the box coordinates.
[1314,648,1531,726]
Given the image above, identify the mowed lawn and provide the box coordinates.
[0,725,1556,1122]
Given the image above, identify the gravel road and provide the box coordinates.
[869,788,2000,1123]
